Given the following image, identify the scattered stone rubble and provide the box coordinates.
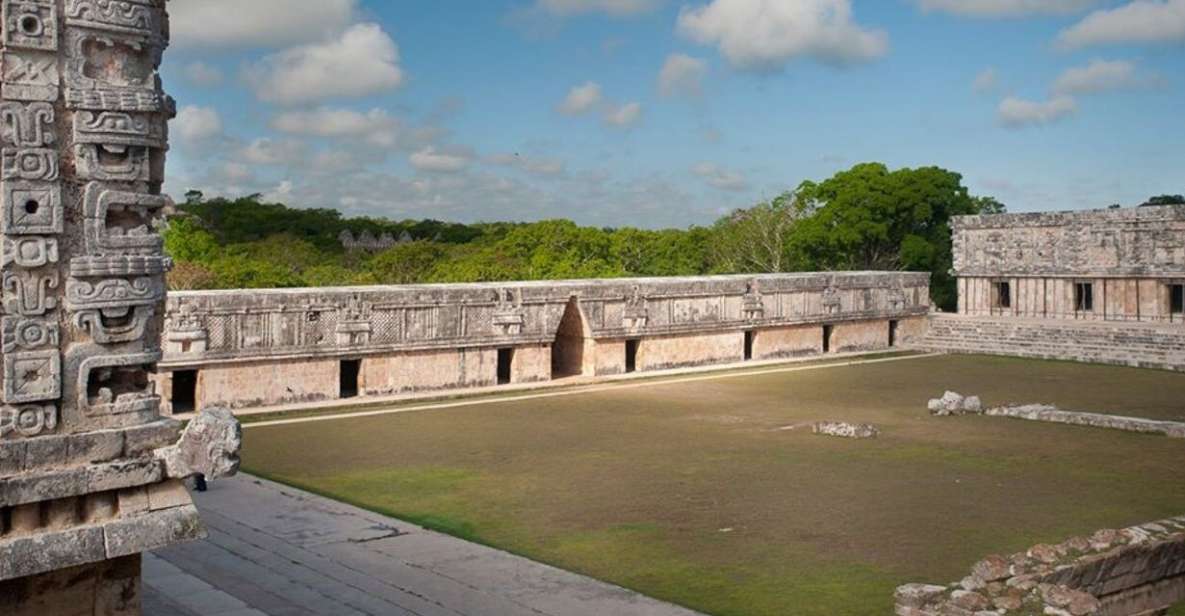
[927,391,983,416]
[927,393,1185,438]
[895,515,1185,616]
[812,421,880,439]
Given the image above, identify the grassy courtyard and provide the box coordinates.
[241,354,1185,616]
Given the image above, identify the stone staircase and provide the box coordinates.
[915,314,1185,372]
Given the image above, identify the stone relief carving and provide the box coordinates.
[822,285,842,315]
[2,315,59,351]
[0,402,57,438]
[73,350,161,417]
[888,284,907,310]
[3,0,58,50]
[492,288,526,335]
[2,179,61,234]
[2,235,56,267]
[82,183,168,255]
[335,294,372,346]
[623,285,648,329]
[1,49,59,100]
[74,306,154,344]
[0,100,54,146]
[64,0,160,35]
[2,268,58,314]
[65,276,164,310]
[2,348,60,403]
[2,146,57,180]
[62,28,163,111]
[165,309,207,354]
[69,254,170,277]
[156,407,242,481]
[742,280,764,321]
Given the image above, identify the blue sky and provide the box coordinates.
[163,0,1185,229]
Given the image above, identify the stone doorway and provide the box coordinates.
[551,297,589,379]
[172,370,198,414]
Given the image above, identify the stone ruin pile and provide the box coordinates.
[811,421,881,439]
[927,391,983,416]
[0,1,239,613]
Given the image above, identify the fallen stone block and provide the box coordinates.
[812,421,880,439]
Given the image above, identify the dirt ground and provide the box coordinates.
[242,354,1185,616]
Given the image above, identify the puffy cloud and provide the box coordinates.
[916,0,1098,17]
[1052,59,1156,95]
[182,62,224,87]
[173,106,223,141]
[658,53,708,97]
[604,102,643,128]
[997,96,1077,127]
[170,0,356,49]
[677,0,888,71]
[973,67,999,93]
[692,162,748,191]
[559,82,604,115]
[239,138,309,166]
[271,108,401,147]
[245,23,405,105]
[488,153,568,176]
[530,0,663,16]
[409,147,472,173]
[1057,0,1185,49]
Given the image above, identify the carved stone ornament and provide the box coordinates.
[0,100,54,146]
[82,182,168,255]
[1,315,59,351]
[2,348,60,404]
[822,285,842,315]
[75,350,161,417]
[1,49,59,100]
[2,268,58,315]
[742,280,764,321]
[64,0,162,36]
[3,0,58,51]
[1,146,57,180]
[0,403,56,438]
[156,407,242,481]
[623,285,648,329]
[74,305,154,344]
[65,275,165,310]
[1,235,57,267]
[63,28,164,111]
[2,179,62,234]
[492,288,526,335]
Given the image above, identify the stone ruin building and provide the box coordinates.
[923,205,1185,371]
[0,1,238,614]
[154,272,930,413]
[338,228,413,252]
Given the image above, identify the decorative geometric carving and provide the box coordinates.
[1,235,57,267]
[82,183,168,255]
[742,280,764,321]
[623,285,648,329]
[0,101,54,146]
[74,306,154,344]
[2,180,61,234]
[65,276,164,310]
[1,49,59,100]
[73,110,165,147]
[75,143,150,181]
[822,285,842,315]
[65,0,161,35]
[69,254,171,277]
[888,285,907,310]
[75,350,160,417]
[2,348,60,403]
[3,0,57,50]
[2,315,59,351]
[0,403,57,438]
[2,268,57,315]
[165,310,207,354]
[63,28,163,111]
[336,294,372,346]
[492,288,525,335]
[1,146,57,180]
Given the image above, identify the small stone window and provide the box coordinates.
[1075,282,1094,313]
[994,282,1011,309]
[1171,284,1184,315]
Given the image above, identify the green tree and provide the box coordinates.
[707,192,812,274]
[1144,194,1185,206]
[366,241,450,285]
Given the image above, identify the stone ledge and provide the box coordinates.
[983,405,1185,438]
[0,419,183,480]
[0,459,163,508]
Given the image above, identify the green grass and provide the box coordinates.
[242,354,1185,616]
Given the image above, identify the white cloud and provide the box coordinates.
[173,106,223,141]
[245,23,405,105]
[1052,59,1156,94]
[489,153,567,176]
[692,162,748,191]
[658,53,708,97]
[183,62,224,87]
[271,108,401,147]
[559,82,604,115]
[531,0,663,15]
[1057,0,1185,49]
[973,67,999,93]
[916,0,1098,18]
[604,102,643,128]
[239,138,308,166]
[170,0,356,48]
[677,0,888,71]
[997,96,1078,127]
[409,147,472,173]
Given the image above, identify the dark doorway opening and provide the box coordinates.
[1171,284,1184,316]
[744,330,755,361]
[340,359,360,399]
[822,325,833,353]
[625,339,639,373]
[551,297,586,379]
[889,320,899,348]
[1075,282,1094,313]
[172,370,197,414]
[497,348,514,385]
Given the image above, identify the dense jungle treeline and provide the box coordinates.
[165,162,1011,310]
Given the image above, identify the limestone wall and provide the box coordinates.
[157,273,930,410]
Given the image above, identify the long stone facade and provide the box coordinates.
[156,272,930,412]
[0,2,238,614]
[925,206,1185,371]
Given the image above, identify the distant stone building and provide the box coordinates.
[924,206,1185,370]
[155,273,930,413]
[339,229,412,252]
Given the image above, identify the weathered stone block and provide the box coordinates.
[103,504,205,559]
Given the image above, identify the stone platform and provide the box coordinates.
[144,474,705,616]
